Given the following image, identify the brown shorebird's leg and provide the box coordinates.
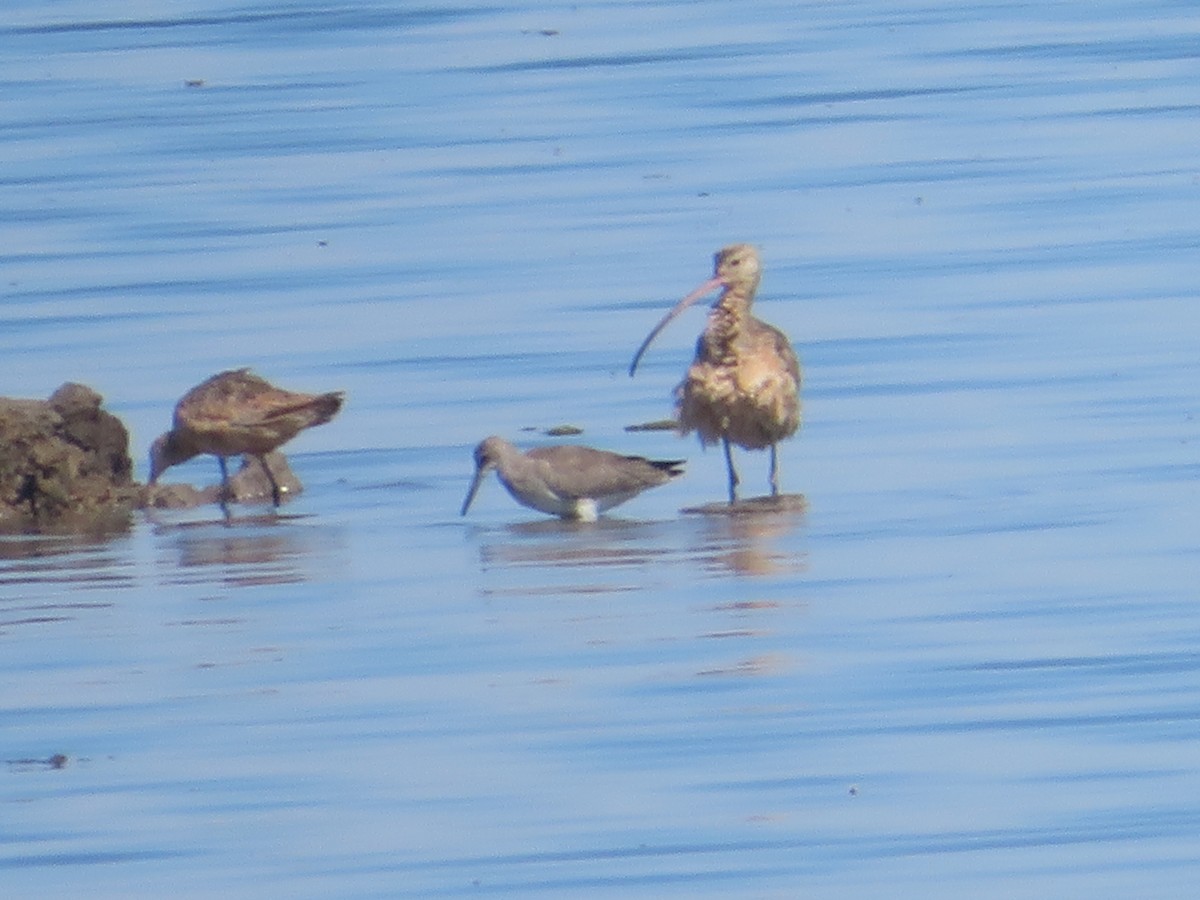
[217,456,233,520]
[769,444,780,496]
[258,455,283,507]
[722,436,739,504]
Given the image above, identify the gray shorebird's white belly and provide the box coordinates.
[496,474,602,521]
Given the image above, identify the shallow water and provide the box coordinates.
[4,0,1200,896]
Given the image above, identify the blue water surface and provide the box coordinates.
[3,1,1200,897]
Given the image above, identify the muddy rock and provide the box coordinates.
[0,383,140,532]
[146,451,302,509]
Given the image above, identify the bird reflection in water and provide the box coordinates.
[476,518,675,582]
[688,498,808,578]
[469,498,806,587]
[155,516,343,588]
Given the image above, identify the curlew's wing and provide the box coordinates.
[732,321,800,392]
[766,322,801,387]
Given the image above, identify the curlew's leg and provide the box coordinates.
[258,455,283,507]
[769,444,780,496]
[722,436,740,504]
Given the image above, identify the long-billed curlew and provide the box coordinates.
[149,368,344,509]
[629,243,800,503]
[460,435,684,521]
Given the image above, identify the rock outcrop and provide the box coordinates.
[0,383,140,532]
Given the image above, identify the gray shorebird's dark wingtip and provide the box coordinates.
[655,459,686,479]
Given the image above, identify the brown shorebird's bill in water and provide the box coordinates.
[460,435,684,521]
[629,243,801,504]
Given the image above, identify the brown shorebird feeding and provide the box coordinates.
[460,436,685,521]
[148,368,344,509]
[629,244,801,504]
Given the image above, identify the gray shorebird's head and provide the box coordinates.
[460,436,507,516]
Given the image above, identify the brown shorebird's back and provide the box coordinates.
[172,369,344,459]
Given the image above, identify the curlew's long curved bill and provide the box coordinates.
[628,276,724,376]
[460,465,488,516]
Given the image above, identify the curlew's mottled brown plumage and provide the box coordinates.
[629,244,800,503]
[460,435,684,521]
[148,368,344,508]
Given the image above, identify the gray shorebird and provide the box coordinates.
[148,368,344,508]
[630,244,801,503]
[460,436,684,521]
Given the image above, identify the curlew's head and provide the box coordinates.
[712,243,762,295]
[629,242,764,376]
